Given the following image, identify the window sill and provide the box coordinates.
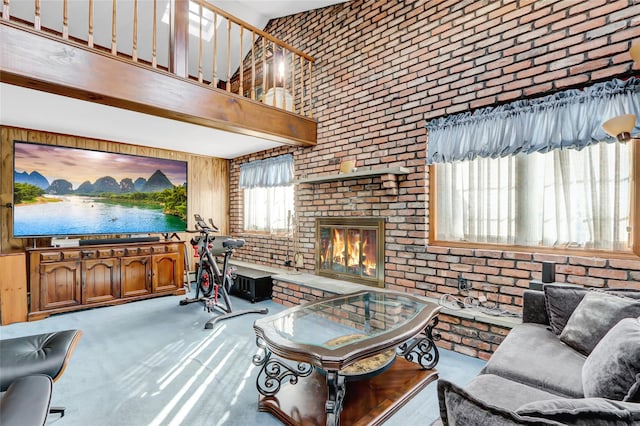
[428,239,640,260]
[239,230,289,238]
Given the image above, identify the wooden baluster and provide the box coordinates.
[271,42,276,107]
[291,52,297,114]
[2,0,9,21]
[132,0,138,61]
[62,0,68,39]
[299,56,305,116]
[226,19,231,92]
[111,0,117,55]
[261,37,266,101]
[307,60,312,118]
[251,32,256,100]
[88,0,94,47]
[212,12,217,86]
[290,51,295,113]
[152,0,157,67]
[34,0,41,30]
[198,3,203,83]
[239,26,243,96]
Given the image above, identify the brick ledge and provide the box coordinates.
[230,261,521,329]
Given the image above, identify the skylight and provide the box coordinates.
[162,1,216,42]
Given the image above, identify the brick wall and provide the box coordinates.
[230,0,640,357]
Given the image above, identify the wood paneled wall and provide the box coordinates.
[0,126,229,253]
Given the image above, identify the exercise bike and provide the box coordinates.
[180,214,268,329]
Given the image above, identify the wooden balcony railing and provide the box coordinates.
[0,0,314,118]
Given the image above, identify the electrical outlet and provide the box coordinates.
[457,275,469,291]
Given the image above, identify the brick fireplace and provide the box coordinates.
[315,217,385,287]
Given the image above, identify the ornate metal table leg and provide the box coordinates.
[397,316,441,369]
[325,370,345,426]
[252,337,312,397]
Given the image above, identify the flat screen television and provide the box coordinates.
[13,141,188,238]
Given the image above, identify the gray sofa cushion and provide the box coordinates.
[522,289,550,325]
[481,323,585,397]
[544,285,640,335]
[560,292,640,355]
[516,398,640,425]
[582,317,640,402]
[437,378,563,426]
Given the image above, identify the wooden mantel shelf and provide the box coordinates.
[296,166,410,184]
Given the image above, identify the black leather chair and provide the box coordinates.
[0,329,82,421]
[0,375,52,426]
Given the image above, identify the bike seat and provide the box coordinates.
[222,238,245,249]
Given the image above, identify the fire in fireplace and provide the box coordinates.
[315,218,385,287]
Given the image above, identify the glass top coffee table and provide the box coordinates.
[252,290,441,426]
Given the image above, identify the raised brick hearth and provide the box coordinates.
[229,0,640,359]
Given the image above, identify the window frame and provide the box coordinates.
[428,140,640,258]
[241,184,294,236]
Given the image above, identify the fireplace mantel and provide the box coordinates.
[295,166,409,184]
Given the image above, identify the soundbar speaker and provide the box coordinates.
[79,236,160,246]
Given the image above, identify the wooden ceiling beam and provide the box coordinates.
[0,22,317,148]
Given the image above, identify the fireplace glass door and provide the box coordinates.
[316,218,385,287]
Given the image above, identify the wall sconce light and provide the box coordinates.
[630,43,640,63]
[602,114,637,142]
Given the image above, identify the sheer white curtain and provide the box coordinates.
[436,142,631,250]
[243,186,293,233]
[240,154,294,233]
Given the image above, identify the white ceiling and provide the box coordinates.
[0,0,347,158]
[0,83,284,158]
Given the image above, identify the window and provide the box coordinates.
[426,77,640,255]
[162,1,217,42]
[239,154,294,234]
[433,141,636,252]
[244,186,293,233]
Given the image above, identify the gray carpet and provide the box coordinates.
[0,293,485,425]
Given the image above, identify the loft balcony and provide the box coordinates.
[0,0,317,152]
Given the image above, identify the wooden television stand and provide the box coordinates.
[27,240,185,321]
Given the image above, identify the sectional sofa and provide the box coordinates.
[436,284,640,425]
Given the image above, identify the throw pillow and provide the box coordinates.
[516,397,640,425]
[582,317,640,402]
[544,285,640,335]
[560,291,640,355]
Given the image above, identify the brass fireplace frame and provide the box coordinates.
[315,217,385,288]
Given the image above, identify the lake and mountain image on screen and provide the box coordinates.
[13,141,188,238]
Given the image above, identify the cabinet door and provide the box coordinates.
[40,261,82,310]
[152,252,181,293]
[82,258,120,304]
[120,256,152,297]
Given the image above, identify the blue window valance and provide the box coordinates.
[426,77,640,164]
[239,154,294,188]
